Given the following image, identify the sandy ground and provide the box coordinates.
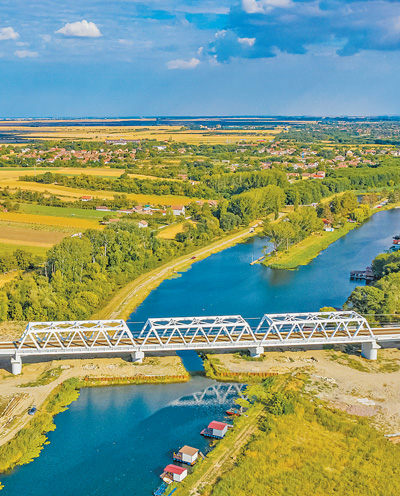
[0,353,186,448]
[212,346,400,433]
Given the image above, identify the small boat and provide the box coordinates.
[28,405,37,415]
[226,408,242,416]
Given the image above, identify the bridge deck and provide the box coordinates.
[0,321,399,357]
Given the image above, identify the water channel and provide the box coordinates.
[2,208,400,495]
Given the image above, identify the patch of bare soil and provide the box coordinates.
[0,321,26,342]
[214,347,400,433]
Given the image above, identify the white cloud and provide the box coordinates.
[0,27,19,41]
[14,50,39,58]
[40,34,52,43]
[238,37,256,46]
[118,39,134,46]
[197,46,204,56]
[167,57,200,69]
[55,20,102,38]
[16,41,29,47]
[242,0,291,14]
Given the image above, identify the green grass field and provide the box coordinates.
[0,242,48,257]
[19,203,106,220]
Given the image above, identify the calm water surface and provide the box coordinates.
[3,209,400,495]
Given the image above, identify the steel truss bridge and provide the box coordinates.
[1,311,400,373]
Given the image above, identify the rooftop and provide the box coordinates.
[179,446,199,456]
[164,464,187,475]
[209,421,228,430]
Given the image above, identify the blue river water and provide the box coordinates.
[2,208,400,495]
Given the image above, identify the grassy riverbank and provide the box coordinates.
[0,356,189,485]
[172,375,400,496]
[264,222,359,270]
[0,378,81,475]
[263,201,400,270]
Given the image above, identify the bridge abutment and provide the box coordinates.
[131,351,145,363]
[249,346,264,358]
[11,355,22,375]
[361,341,381,360]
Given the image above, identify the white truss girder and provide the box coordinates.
[2,311,396,359]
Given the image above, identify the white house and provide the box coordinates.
[208,421,228,438]
[138,220,148,228]
[163,464,187,482]
[171,205,185,216]
[174,446,199,465]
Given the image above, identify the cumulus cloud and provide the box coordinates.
[0,27,19,41]
[167,57,200,69]
[238,37,256,46]
[14,50,39,58]
[208,0,400,62]
[55,20,102,38]
[241,0,291,14]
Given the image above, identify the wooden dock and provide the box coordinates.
[350,267,375,282]
[250,256,265,266]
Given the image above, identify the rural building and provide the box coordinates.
[96,206,110,211]
[208,421,228,438]
[163,464,187,482]
[81,195,93,201]
[138,220,148,228]
[207,421,228,438]
[171,205,185,216]
[173,446,199,465]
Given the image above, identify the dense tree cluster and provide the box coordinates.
[346,250,400,318]
[21,172,215,199]
[264,208,323,251]
[0,214,222,322]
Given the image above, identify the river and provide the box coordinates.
[2,209,400,495]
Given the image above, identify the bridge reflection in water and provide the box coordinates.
[2,311,400,374]
[170,383,247,407]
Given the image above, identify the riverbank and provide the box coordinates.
[264,222,359,269]
[174,375,400,496]
[205,348,400,432]
[92,222,261,321]
[263,202,400,270]
[0,355,189,477]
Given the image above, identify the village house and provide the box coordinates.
[171,205,185,216]
[138,220,148,228]
[173,446,199,466]
[162,465,187,483]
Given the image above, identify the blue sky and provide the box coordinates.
[0,0,400,117]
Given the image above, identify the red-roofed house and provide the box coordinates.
[202,421,229,438]
[163,464,187,482]
[171,205,185,216]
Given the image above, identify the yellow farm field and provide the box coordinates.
[3,125,282,144]
[0,175,198,206]
[0,211,101,230]
[157,223,185,239]
[0,224,71,246]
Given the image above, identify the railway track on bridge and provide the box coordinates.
[1,312,399,374]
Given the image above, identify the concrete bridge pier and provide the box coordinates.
[361,341,381,360]
[249,346,264,358]
[131,351,145,363]
[11,355,22,375]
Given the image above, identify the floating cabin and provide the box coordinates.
[201,421,229,439]
[173,445,199,465]
[161,464,187,483]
